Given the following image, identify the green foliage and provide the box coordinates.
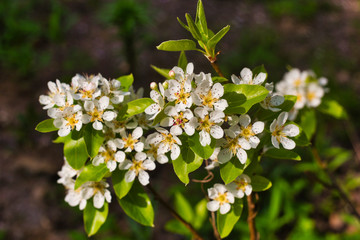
[119,98,154,120]
[150,65,172,80]
[264,148,301,161]
[117,74,134,92]
[75,164,109,189]
[177,51,188,70]
[300,109,317,140]
[84,124,105,158]
[35,119,58,133]
[220,157,245,184]
[83,202,108,237]
[217,199,244,238]
[117,182,154,227]
[112,170,134,199]
[251,175,272,192]
[258,95,297,121]
[64,134,89,170]
[188,132,215,159]
[157,39,199,52]
[317,98,348,119]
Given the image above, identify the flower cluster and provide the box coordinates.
[276,68,327,120]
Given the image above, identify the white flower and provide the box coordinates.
[218,127,251,164]
[192,79,228,111]
[207,184,235,214]
[92,140,126,172]
[119,152,156,186]
[145,82,165,120]
[306,83,324,107]
[82,96,117,130]
[226,174,252,198]
[146,127,182,160]
[114,127,144,153]
[233,114,264,149]
[192,107,225,146]
[160,106,195,136]
[53,106,83,137]
[39,79,68,109]
[270,112,300,150]
[231,67,266,85]
[57,158,79,186]
[205,147,221,170]
[144,142,169,164]
[105,117,138,133]
[73,74,101,100]
[101,78,130,104]
[260,83,284,112]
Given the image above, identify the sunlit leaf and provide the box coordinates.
[252,175,272,192]
[84,124,104,158]
[75,163,109,189]
[217,198,243,238]
[117,74,134,92]
[112,170,133,199]
[35,119,58,133]
[157,39,198,52]
[83,202,108,237]
[263,148,301,161]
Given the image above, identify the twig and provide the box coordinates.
[247,194,258,240]
[210,61,225,78]
[147,184,204,240]
[210,211,221,240]
[312,148,360,221]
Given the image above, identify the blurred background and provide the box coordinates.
[1,0,360,239]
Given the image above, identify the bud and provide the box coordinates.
[163,81,169,89]
[150,82,158,90]
[319,77,328,86]
[169,70,175,78]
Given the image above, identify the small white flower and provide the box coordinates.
[207,183,235,214]
[114,127,144,153]
[231,67,266,85]
[306,83,324,107]
[233,114,264,149]
[92,140,126,172]
[101,78,130,104]
[226,174,252,198]
[145,142,169,164]
[145,82,165,120]
[146,127,182,160]
[105,117,138,133]
[39,79,68,109]
[270,112,300,150]
[73,74,101,100]
[82,96,117,130]
[57,158,79,186]
[192,79,228,111]
[160,106,195,136]
[205,147,221,170]
[119,152,156,186]
[260,83,284,112]
[53,106,83,137]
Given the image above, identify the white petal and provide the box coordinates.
[283,124,300,137]
[211,83,224,98]
[58,126,71,137]
[93,121,103,130]
[171,144,181,160]
[135,152,147,161]
[227,193,235,203]
[213,99,228,111]
[160,117,174,127]
[231,74,241,85]
[145,103,160,115]
[245,185,252,196]
[103,111,116,121]
[199,130,211,146]
[157,154,168,164]
[252,121,264,134]
[239,114,251,127]
[218,149,232,164]
[238,138,251,150]
[84,101,94,112]
[138,170,150,186]
[93,192,105,209]
[132,127,143,139]
[134,142,144,152]
[236,148,248,164]
[184,123,195,136]
[214,184,227,194]
[186,62,194,75]
[170,125,183,136]
[220,203,231,214]
[115,151,125,162]
[125,170,136,182]
[271,136,280,149]
[107,160,117,172]
[143,160,156,170]
[277,112,288,126]
[207,201,220,212]
[270,119,276,132]
[210,125,224,139]
[249,136,260,149]
[118,160,132,170]
[280,137,296,150]
[270,94,284,107]
[240,68,253,83]
[92,155,104,166]
[254,72,266,85]
[82,114,91,124]
[99,96,110,110]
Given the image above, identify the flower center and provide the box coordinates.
[80,89,94,99]
[294,79,302,87]
[147,144,158,158]
[225,136,240,155]
[101,147,115,163]
[173,112,188,127]
[90,107,104,122]
[161,132,177,149]
[307,92,316,101]
[234,179,248,191]
[197,115,214,133]
[123,134,139,150]
[200,91,218,108]
[215,192,229,204]
[240,125,255,140]
[174,87,190,105]
[66,114,79,129]
[130,160,144,175]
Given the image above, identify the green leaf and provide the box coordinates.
[112,170,133,199]
[35,119,58,133]
[193,199,208,229]
[174,192,194,222]
[152,102,174,126]
[83,202,108,237]
[318,98,348,119]
[75,164,109,189]
[223,84,268,114]
[300,109,317,140]
[117,181,154,227]
[188,132,215,159]
[217,198,243,238]
[157,39,198,52]
[124,98,154,119]
[177,51,188,70]
[173,137,204,185]
[207,25,230,50]
[263,148,301,161]
[220,157,245,184]
[280,95,297,111]
[64,136,89,170]
[177,17,190,31]
[195,0,208,36]
[251,175,272,192]
[165,219,191,236]
[185,13,202,41]
[150,65,172,80]
[212,76,229,84]
[117,74,134,92]
[83,124,104,158]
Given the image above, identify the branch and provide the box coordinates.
[247,194,258,240]
[147,184,204,240]
[210,61,225,78]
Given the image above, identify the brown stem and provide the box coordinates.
[210,211,221,240]
[312,148,360,221]
[247,194,258,240]
[147,184,204,240]
[210,61,225,78]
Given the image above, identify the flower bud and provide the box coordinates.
[150,82,158,90]
[169,70,175,78]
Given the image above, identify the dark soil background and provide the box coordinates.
[1,0,360,239]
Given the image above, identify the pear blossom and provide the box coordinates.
[119,152,156,186]
[207,183,235,214]
[160,106,195,136]
[72,74,101,100]
[192,79,228,111]
[218,126,251,164]
[57,158,79,186]
[115,127,144,152]
[146,127,182,160]
[77,181,112,209]
[192,107,225,146]
[145,82,165,120]
[260,83,284,112]
[82,96,117,130]
[205,147,221,170]
[226,174,252,198]
[233,114,264,149]
[39,79,68,109]
[306,83,324,107]
[270,112,300,150]
[92,140,126,172]
[53,106,83,137]
[231,67,266,85]
[105,117,138,133]
[101,78,129,104]
[144,142,169,164]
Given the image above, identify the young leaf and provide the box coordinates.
[165,219,191,236]
[178,51,188,70]
[195,0,208,36]
[150,65,172,80]
[112,170,134,199]
[117,74,134,92]
[35,119,58,133]
[300,109,317,140]
[83,202,108,237]
[84,124,104,158]
[75,164,109,189]
[207,25,230,50]
[157,39,198,52]
[263,148,301,161]
[177,17,190,31]
[217,198,243,238]
[64,136,89,170]
[185,13,202,41]
[193,199,208,229]
[251,175,272,192]
[188,132,215,159]
[174,192,194,222]
[212,76,229,84]
[223,84,268,114]
[124,98,154,118]
[152,102,174,126]
[318,98,348,119]
[220,157,245,184]
[117,181,154,227]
